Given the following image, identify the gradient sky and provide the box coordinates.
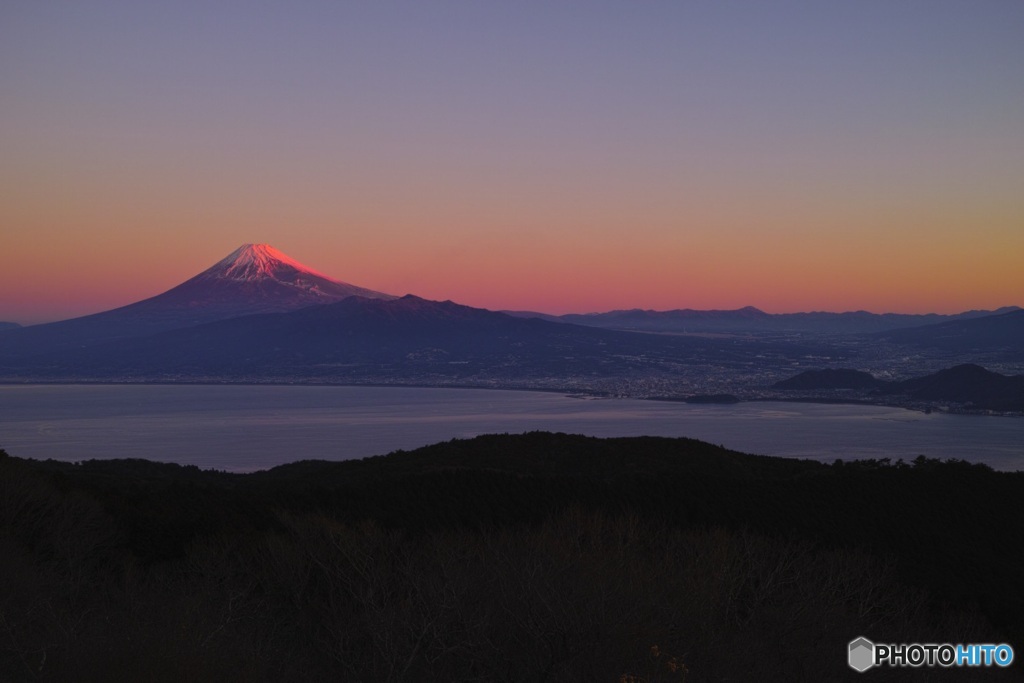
[2,1,1023,324]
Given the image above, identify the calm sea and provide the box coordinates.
[0,384,1021,472]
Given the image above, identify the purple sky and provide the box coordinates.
[2,1,1023,323]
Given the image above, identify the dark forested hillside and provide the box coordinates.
[2,434,1021,681]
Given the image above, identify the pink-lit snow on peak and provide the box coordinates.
[184,243,394,302]
[208,244,337,283]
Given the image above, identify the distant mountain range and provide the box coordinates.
[503,305,1022,336]
[775,364,1024,412]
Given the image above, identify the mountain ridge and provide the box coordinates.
[538,305,1021,335]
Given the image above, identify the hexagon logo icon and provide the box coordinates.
[849,637,875,672]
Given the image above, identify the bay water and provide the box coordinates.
[0,384,1020,472]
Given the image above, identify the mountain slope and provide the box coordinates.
[0,244,393,358]
[877,308,1024,359]
[8,295,815,382]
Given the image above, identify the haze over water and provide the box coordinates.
[1,385,1020,473]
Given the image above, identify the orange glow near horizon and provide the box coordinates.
[3,142,1023,324]
[3,210,1021,325]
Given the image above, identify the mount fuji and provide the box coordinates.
[0,244,394,358]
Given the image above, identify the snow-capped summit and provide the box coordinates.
[201,243,335,283]
[186,243,391,303]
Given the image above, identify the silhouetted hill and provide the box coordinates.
[0,322,20,331]
[878,308,1024,359]
[882,363,1024,411]
[774,364,1024,412]
[3,432,1023,682]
